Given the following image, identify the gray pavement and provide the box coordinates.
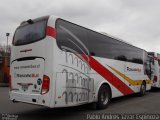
[0,87,160,120]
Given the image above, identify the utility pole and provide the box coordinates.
[6,33,10,53]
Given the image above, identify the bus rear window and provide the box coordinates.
[13,19,48,46]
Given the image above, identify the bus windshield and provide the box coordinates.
[13,19,48,46]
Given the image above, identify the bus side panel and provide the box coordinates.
[152,54,160,88]
[53,46,94,107]
[90,57,124,100]
[124,62,141,93]
[157,54,160,87]
[89,70,124,101]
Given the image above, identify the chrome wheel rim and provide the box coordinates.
[141,84,145,94]
[101,91,109,105]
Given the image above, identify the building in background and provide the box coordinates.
[0,45,10,86]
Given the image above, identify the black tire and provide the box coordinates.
[96,85,111,109]
[139,82,146,96]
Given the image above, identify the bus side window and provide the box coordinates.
[145,62,150,75]
[158,59,160,66]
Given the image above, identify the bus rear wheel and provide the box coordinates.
[139,82,146,96]
[96,85,111,109]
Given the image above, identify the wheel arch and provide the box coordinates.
[95,81,112,102]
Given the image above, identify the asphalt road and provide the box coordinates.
[0,87,160,120]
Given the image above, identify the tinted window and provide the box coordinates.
[148,52,155,64]
[56,19,143,64]
[87,29,143,64]
[144,53,152,79]
[13,19,48,46]
[56,19,89,55]
[148,52,154,57]
[157,54,160,65]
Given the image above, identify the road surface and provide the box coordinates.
[0,87,160,120]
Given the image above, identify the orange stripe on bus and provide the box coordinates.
[108,66,151,86]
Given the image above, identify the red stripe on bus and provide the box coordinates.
[81,55,134,95]
[46,26,56,38]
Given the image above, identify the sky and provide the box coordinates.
[0,0,160,52]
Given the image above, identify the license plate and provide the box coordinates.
[22,85,28,91]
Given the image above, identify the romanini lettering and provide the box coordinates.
[127,67,141,72]
[14,73,39,78]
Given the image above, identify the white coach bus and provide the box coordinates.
[148,52,160,88]
[10,15,152,109]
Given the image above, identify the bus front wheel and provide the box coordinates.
[96,85,111,109]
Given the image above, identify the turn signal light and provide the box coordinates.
[41,75,50,94]
[153,75,157,83]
